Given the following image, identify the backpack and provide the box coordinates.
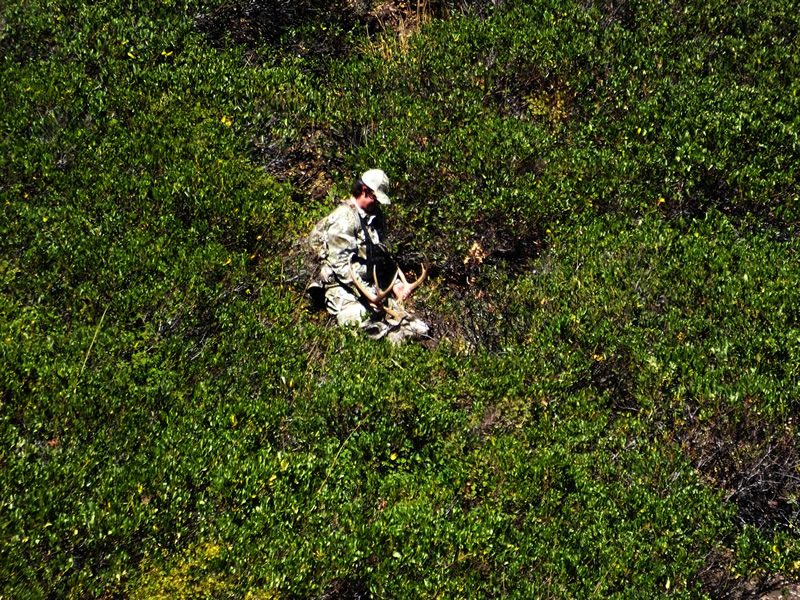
[296,216,328,307]
[296,202,354,309]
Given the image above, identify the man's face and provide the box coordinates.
[356,187,378,213]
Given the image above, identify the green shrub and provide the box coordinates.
[2,0,798,597]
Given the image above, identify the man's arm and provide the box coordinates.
[325,206,365,286]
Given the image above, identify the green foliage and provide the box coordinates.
[2,0,799,597]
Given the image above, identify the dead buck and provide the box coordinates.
[349,256,428,320]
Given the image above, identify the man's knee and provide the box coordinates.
[335,302,368,327]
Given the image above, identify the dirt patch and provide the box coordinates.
[695,548,799,600]
[196,0,358,50]
[195,0,393,77]
[668,403,800,599]
[196,0,504,70]
[320,575,371,599]
[658,178,798,241]
[435,214,544,287]
[490,58,580,126]
[406,215,545,349]
[676,403,799,532]
[569,349,637,415]
[252,124,354,202]
[195,0,435,64]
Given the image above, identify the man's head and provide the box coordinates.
[352,169,390,212]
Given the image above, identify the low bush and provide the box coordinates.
[2,0,798,597]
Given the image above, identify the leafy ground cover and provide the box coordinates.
[1,0,799,597]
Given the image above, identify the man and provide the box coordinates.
[314,169,429,343]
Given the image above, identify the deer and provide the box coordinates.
[348,256,428,321]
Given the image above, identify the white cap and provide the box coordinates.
[361,169,391,205]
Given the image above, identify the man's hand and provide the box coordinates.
[393,280,410,300]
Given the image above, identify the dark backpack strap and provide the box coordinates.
[345,202,378,272]
[348,204,395,286]
[356,213,378,273]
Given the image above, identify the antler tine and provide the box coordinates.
[397,269,408,286]
[348,259,395,304]
[348,260,405,319]
[372,265,399,303]
[400,262,429,295]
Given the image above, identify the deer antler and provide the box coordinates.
[348,258,403,318]
[396,262,429,298]
[349,257,430,321]
[389,261,430,321]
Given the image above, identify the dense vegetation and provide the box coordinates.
[2,0,799,597]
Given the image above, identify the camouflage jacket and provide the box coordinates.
[319,199,393,291]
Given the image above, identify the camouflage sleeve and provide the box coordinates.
[324,205,365,285]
